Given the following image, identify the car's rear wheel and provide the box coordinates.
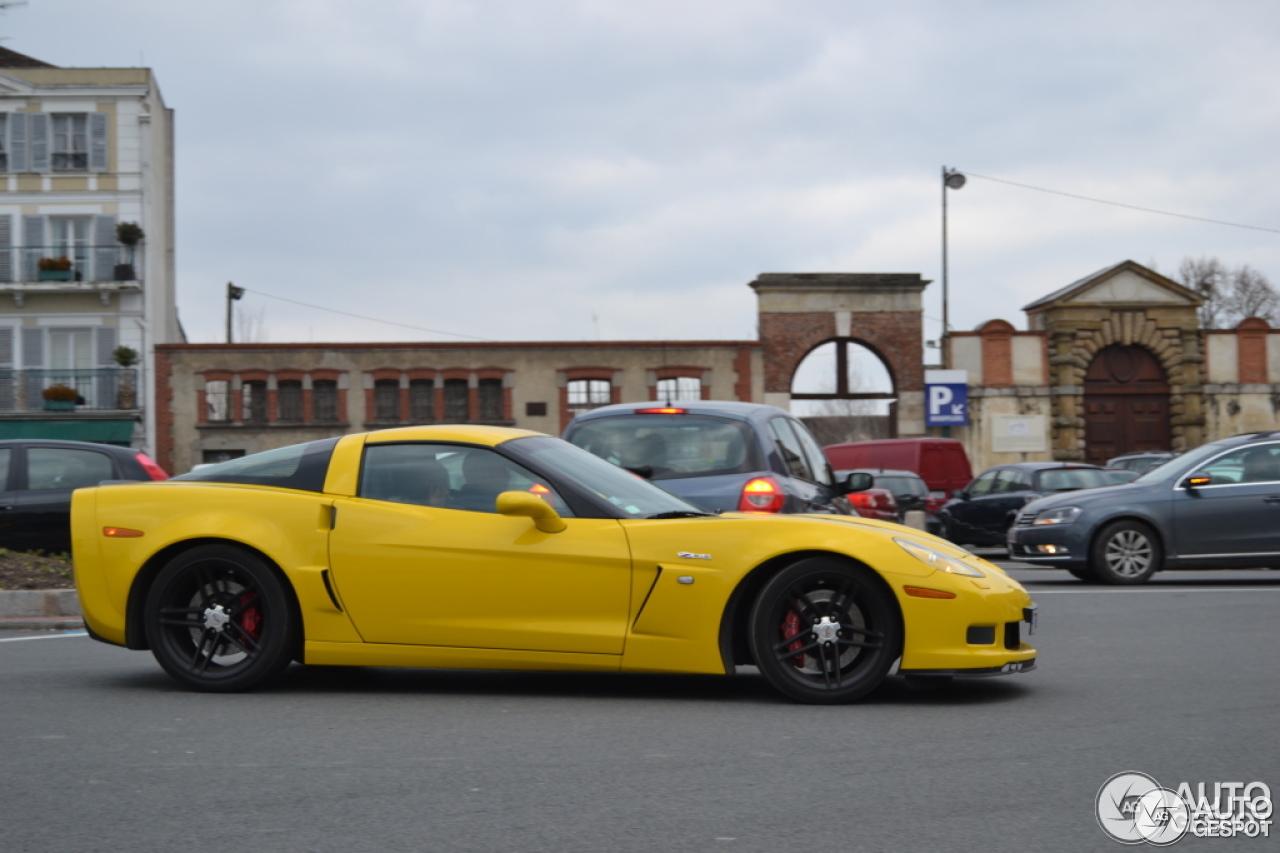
[1089,521,1161,585]
[748,557,902,704]
[144,544,298,692]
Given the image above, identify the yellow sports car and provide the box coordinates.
[71,426,1037,704]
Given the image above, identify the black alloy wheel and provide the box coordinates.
[748,558,902,704]
[144,544,299,692]
[1089,520,1162,585]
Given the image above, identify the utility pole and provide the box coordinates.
[941,166,966,368]
[226,282,244,343]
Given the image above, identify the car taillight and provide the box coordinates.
[738,476,785,513]
[135,452,169,481]
[634,407,686,415]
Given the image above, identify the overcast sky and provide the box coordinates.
[7,1,1279,351]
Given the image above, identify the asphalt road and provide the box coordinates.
[3,565,1278,853]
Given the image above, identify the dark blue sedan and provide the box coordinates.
[562,401,856,515]
[1008,431,1280,583]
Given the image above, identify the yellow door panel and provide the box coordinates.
[328,498,632,654]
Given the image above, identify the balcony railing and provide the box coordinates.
[0,369,139,411]
[0,245,144,284]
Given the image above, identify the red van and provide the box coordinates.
[823,438,973,503]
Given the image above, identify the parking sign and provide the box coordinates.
[925,369,968,427]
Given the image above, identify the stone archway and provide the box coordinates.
[1083,344,1171,464]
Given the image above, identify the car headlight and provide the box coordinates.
[893,538,985,578]
[1033,506,1082,526]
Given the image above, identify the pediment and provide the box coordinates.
[1024,260,1202,313]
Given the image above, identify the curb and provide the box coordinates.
[0,616,85,631]
[0,588,82,619]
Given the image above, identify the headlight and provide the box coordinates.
[893,538,985,578]
[1033,506,1082,526]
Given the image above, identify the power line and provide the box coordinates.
[961,170,1280,235]
[239,286,498,342]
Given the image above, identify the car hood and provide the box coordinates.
[1020,479,1166,515]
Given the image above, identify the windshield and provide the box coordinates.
[503,435,705,519]
[566,414,760,480]
[1132,442,1229,483]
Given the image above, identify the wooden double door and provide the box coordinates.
[1083,345,1171,466]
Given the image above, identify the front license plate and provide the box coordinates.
[1023,605,1038,636]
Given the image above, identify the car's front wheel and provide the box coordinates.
[144,544,299,692]
[748,558,902,704]
[1089,521,1162,585]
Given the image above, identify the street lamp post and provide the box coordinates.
[941,166,966,367]
[226,282,244,343]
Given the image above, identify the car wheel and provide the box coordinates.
[1089,521,1162,585]
[144,544,299,692]
[748,557,902,704]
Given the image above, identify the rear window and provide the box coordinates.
[173,438,338,492]
[1036,468,1112,492]
[875,475,927,497]
[567,414,761,480]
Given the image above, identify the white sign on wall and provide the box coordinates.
[991,414,1048,453]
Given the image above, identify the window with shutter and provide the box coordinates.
[22,214,44,281]
[374,379,400,420]
[478,378,504,421]
[0,214,12,283]
[29,113,49,173]
[409,378,434,421]
[51,114,86,172]
[7,112,27,173]
[21,326,43,368]
[278,380,303,421]
[93,214,117,281]
[0,326,13,410]
[312,380,338,421]
[0,114,6,172]
[88,113,108,173]
[443,379,469,421]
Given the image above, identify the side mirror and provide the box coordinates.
[843,471,873,493]
[1181,471,1212,490]
[496,490,567,533]
[952,489,969,500]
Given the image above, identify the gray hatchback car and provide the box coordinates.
[1008,431,1280,583]
[562,401,857,515]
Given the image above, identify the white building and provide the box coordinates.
[0,46,181,456]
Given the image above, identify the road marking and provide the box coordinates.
[0,631,88,643]
[1025,588,1280,594]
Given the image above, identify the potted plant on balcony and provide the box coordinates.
[37,256,74,282]
[42,384,79,410]
[113,346,139,408]
[115,222,144,281]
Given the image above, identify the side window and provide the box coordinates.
[768,418,813,481]
[1210,445,1280,485]
[992,468,1026,493]
[967,470,1000,497]
[789,419,834,486]
[360,443,572,517]
[26,447,114,490]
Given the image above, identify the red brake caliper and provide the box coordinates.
[781,609,805,666]
[238,592,262,640]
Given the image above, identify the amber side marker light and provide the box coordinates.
[903,586,957,600]
[103,527,145,538]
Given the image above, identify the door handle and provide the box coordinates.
[1265,496,1280,505]
[0,505,11,511]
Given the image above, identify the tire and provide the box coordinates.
[1089,521,1162,585]
[748,557,902,704]
[144,544,299,692]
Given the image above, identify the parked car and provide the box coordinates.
[563,401,857,515]
[824,438,973,505]
[940,462,1119,547]
[836,468,939,531]
[1009,431,1280,584]
[0,439,168,553]
[1105,451,1176,474]
[843,486,899,521]
[72,425,1038,702]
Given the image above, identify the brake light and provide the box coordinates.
[135,452,169,481]
[738,476,785,513]
[634,407,686,415]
